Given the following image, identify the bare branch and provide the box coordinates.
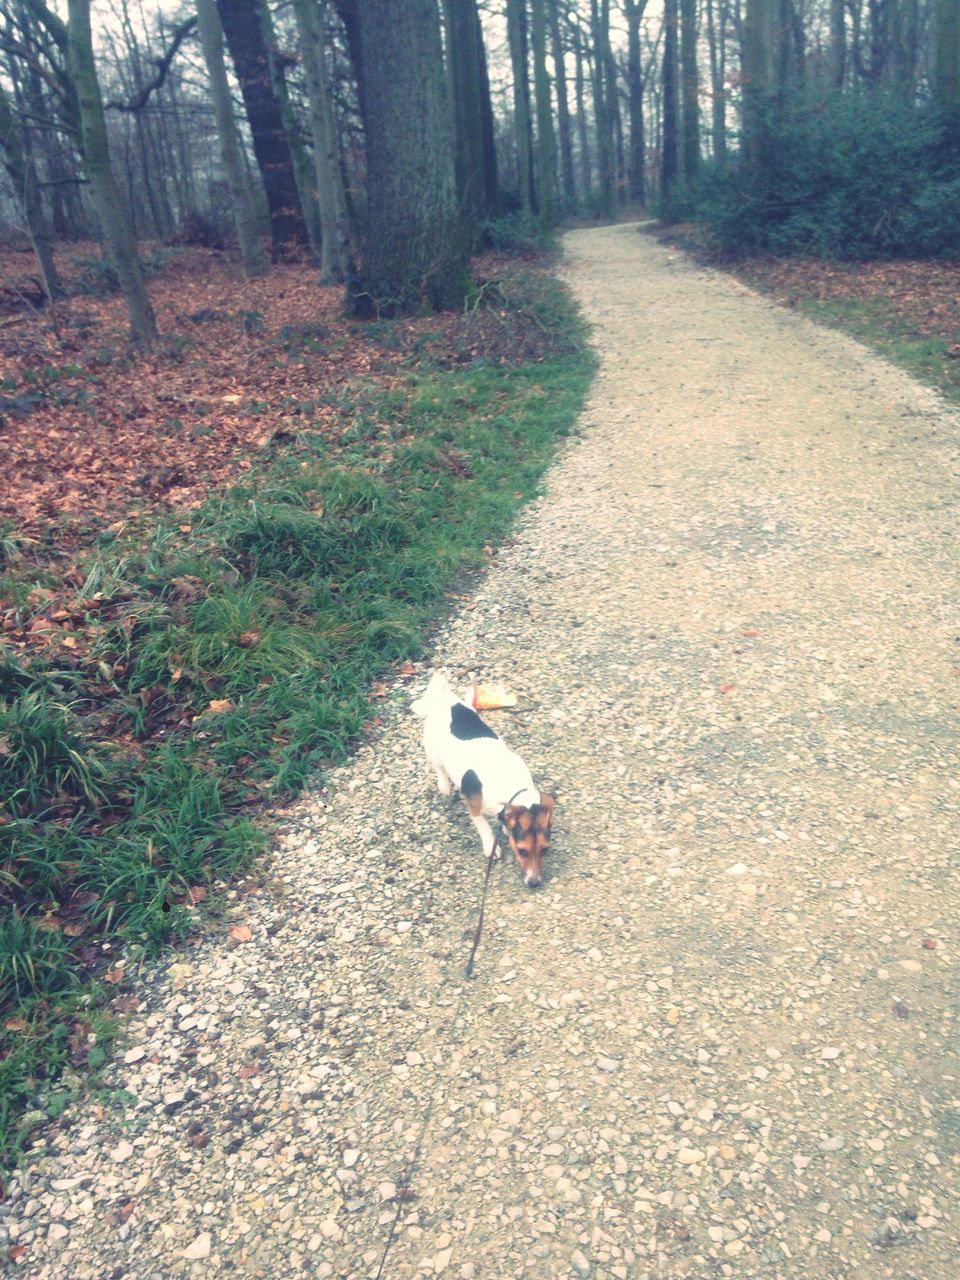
[104,15,197,113]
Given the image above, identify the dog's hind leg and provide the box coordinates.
[462,775,498,859]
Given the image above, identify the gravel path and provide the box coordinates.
[6,223,958,1279]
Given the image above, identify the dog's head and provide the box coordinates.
[502,794,554,888]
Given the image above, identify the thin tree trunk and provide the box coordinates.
[624,0,647,204]
[680,0,700,179]
[196,0,266,277]
[257,0,323,257]
[216,0,309,260]
[345,0,466,317]
[0,81,62,302]
[573,20,593,201]
[935,0,960,114]
[590,0,616,217]
[531,0,555,235]
[475,3,500,219]
[661,0,680,199]
[548,0,577,211]
[705,0,727,158]
[293,0,349,281]
[507,0,535,217]
[443,0,496,246]
[66,0,156,348]
[741,0,776,178]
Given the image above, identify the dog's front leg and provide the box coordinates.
[433,765,453,796]
[468,812,500,860]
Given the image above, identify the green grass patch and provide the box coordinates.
[0,267,594,1172]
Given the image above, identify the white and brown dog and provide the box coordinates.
[412,672,554,887]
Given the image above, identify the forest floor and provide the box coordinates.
[3,222,956,1278]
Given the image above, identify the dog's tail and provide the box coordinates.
[411,670,453,718]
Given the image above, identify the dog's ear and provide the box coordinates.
[538,793,555,817]
[502,804,523,825]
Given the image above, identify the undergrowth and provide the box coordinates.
[0,267,594,1175]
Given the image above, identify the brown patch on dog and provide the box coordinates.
[464,791,484,817]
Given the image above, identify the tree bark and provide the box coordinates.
[624,0,647,204]
[293,0,350,282]
[345,0,466,317]
[0,80,62,302]
[195,0,266,277]
[530,0,556,236]
[661,0,680,199]
[680,0,700,180]
[216,0,309,260]
[506,0,535,217]
[66,0,157,349]
[547,0,577,212]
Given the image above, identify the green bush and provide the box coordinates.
[680,93,960,259]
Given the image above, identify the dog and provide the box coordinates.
[412,672,554,887]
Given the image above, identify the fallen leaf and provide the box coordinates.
[237,631,260,648]
[718,683,736,693]
[921,938,938,950]
[103,966,125,984]
[188,885,207,904]
[202,698,233,716]
[742,628,761,637]
[237,1061,261,1079]
[4,1017,28,1032]
[7,1245,28,1261]
[228,924,253,942]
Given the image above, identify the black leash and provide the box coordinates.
[464,831,500,980]
[376,787,526,1276]
[464,786,526,980]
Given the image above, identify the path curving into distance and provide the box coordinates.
[10,223,959,1279]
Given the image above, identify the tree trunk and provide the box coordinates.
[547,0,577,212]
[476,3,500,220]
[624,0,647,204]
[293,0,350,282]
[443,0,497,246]
[530,0,556,236]
[680,0,700,180]
[506,0,535,217]
[66,0,157,348]
[590,0,616,217]
[257,0,323,258]
[935,0,960,114]
[828,0,845,89]
[345,0,466,318]
[573,20,593,201]
[196,0,266,277]
[216,0,309,260]
[741,0,776,178]
[705,0,727,158]
[661,0,680,199]
[0,81,62,302]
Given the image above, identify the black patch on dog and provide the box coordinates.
[461,768,482,798]
[450,703,497,741]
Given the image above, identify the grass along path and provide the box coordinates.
[0,266,593,1174]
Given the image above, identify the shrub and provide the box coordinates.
[680,93,960,259]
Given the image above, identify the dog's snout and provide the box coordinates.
[524,872,542,888]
